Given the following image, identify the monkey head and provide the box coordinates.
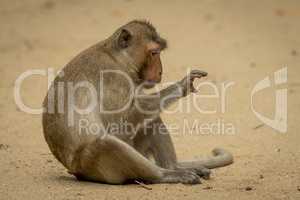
[114,20,167,88]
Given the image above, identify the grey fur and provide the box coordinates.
[42,20,233,184]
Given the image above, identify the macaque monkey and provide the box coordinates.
[43,20,233,184]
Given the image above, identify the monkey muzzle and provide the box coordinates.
[143,80,159,89]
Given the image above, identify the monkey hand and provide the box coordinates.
[179,70,207,96]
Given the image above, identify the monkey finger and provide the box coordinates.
[190,82,197,93]
[190,69,208,77]
[190,73,207,80]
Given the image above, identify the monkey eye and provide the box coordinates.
[150,50,160,56]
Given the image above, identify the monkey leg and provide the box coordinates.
[133,117,210,179]
[133,117,178,169]
[133,118,233,179]
[74,134,201,184]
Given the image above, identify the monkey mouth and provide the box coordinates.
[143,80,158,88]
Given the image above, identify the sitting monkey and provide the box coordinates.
[42,20,233,184]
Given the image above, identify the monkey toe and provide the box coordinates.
[195,168,211,180]
[176,170,201,184]
[176,166,211,180]
[184,172,202,184]
[158,169,201,184]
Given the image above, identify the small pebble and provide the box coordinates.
[42,1,56,10]
[245,186,253,191]
[275,9,286,17]
[203,186,213,190]
[0,144,9,150]
[250,62,256,68]
[204,13,214,21]
[276,148,281,152]
[259,174,264,179]
[289,89,295,94]
[297,186,300,191]
[291,50,297,56]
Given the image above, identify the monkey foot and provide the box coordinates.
[156,169,201,184]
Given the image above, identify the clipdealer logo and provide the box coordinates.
[251,67,288,133]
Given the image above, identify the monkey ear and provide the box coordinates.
[118,29,132,48]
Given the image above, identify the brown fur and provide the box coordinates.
[42,20,233,184]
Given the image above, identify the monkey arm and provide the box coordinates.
[129,82,183,119]
[156,82,184,110]
[125,69,207,125]
[155,69,208,110]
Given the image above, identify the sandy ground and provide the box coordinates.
[0,0,300,199]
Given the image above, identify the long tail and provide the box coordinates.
[178,148,234,169]
[201,148,234,169]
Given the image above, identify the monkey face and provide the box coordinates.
[139,42,163,88]
[116,22,167,88]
